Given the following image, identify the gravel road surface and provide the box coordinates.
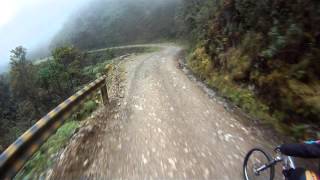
[80,44,284,179]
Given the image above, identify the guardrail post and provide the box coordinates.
[100,81,109,106]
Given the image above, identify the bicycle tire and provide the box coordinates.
[243,148,275,180]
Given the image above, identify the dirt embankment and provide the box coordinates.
[48,58,126,180]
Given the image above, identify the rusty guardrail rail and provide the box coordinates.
[0,75,109,179]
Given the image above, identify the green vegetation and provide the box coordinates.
[16,121,79,180]
[0,45,115,151]
[179,0,320,139]
[0,41,159,152]
[143,46,162,53]
[15,100,98,179]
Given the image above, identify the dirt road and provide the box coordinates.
[51,44,295,180]
[74,44,284,179]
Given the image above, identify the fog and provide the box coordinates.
[0,0,92,72]
[51,0,180,51]
[0,0,181,73]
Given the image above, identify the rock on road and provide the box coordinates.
[76,44,280,179]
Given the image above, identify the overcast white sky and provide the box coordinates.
[0,0,91,68]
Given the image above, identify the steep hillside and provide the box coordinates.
[179,0,320,138]
[51,0,181,50]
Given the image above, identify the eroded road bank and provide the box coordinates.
[50,44,305,180]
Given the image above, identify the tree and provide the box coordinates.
[0,75,17,149]
[37,61,68,99]
[52,46,83,68]
[9,46,40,125]
[10,46,35,99]
[52,46,85,92]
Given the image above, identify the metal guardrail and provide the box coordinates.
[0,75,109,179]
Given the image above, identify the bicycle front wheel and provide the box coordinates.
[243,148,275,180]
